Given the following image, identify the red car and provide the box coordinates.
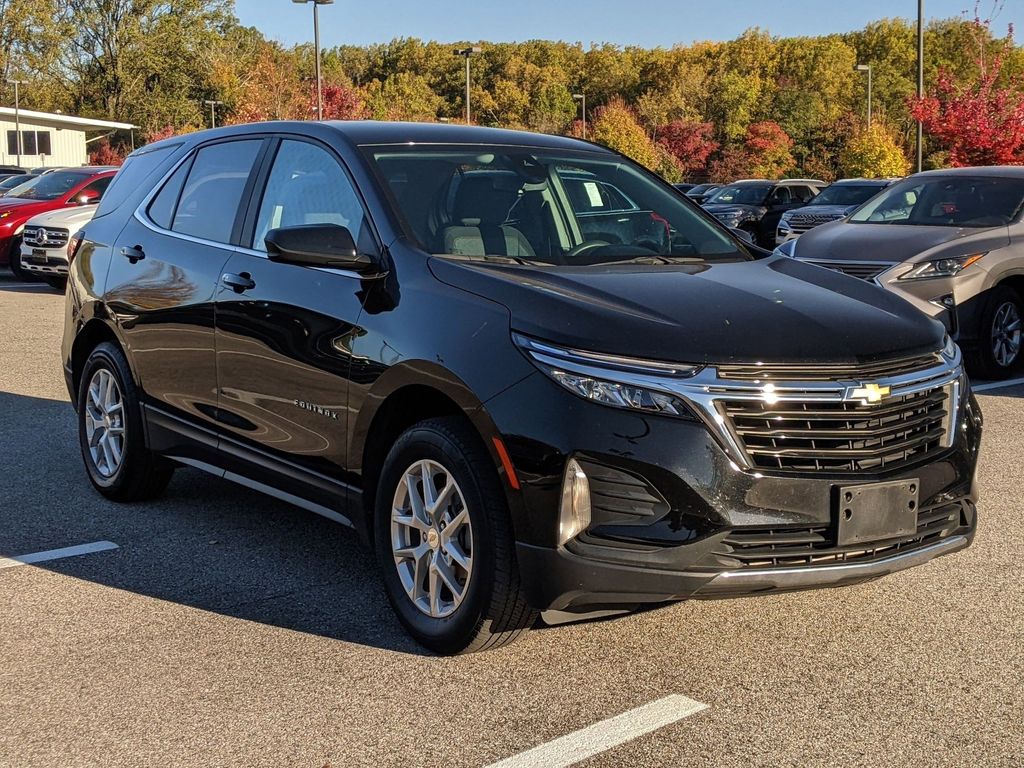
[0,167,117,279]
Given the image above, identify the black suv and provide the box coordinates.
[703,179,824,247]
[63,123,981,654]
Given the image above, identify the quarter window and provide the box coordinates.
[251,139,371,252]
[171,140,262,244]
[147,160,191,229]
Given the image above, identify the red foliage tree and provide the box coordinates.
[655,120,719,177]
[909,25,1024,166]
[88,138,128,166]
[145,125,178,143]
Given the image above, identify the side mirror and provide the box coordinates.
[76,190,100,205]
[265,224,378,273]
[732,228,755,245]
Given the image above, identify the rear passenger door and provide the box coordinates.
[213,136,374,503]
[104,137,266,455]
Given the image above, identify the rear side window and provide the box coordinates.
[171,140,262,244]
[94,142,183,219]
[147,160,191,229]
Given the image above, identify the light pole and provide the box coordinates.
[204,99,223,129]
[7,79,24,166]
[573,93,586,139]
[292,0,334,120]
[853,64,872,127]
[916,0,924,172]
[453,46,482,123]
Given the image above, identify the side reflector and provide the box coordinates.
[492,437,520,490]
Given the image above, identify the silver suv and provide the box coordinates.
[779,167,1024,379]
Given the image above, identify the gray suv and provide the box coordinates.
[779,167,1024,378]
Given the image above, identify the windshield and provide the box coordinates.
[687,184,717,196]
[7,171,90,201]
[849,176,1024,227]
[705,184,771,206]
[367,146,748,266]
[809,184,886,207]
[0,174,33,191]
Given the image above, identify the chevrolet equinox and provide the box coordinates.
[63,122,982,654]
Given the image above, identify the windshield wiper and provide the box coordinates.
[602,255,706,266]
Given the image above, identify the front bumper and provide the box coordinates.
[20,245,68,276]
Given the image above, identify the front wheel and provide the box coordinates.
[78,342,174,501]
[374,417,536,654]
[965,286,1022,380]
[7,238,36,281]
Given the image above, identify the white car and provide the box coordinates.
[19,206,96,290]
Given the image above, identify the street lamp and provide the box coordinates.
[916,0,924,172]
[853,64,872,127]
[7,79,24,166]
[572,93,586,140]
[204,99,223,129]
[452,46,482,123]
[292,0,334,121]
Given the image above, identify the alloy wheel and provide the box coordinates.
[390,459,474,618]
[991,301,1022,368]
[84,368,126,478]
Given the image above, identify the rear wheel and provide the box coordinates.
[965,286,1022,380]
[78,342,174,501]
[374,417,536,654]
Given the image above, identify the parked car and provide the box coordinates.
[19,205,97,290]
[0,167,115,279]
[703,179,825,247]
[685,183,720,204]
[779,167,1024,378]
[0,174,34,195]
[672,183,696,194]
[63,122,980,654]
[776,178,896,245]
[0,165,27,175]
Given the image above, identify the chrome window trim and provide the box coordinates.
[518,336,963,471]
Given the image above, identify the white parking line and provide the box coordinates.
[0,540,119,570]
[483,694,708,768]
[973,376,1024,392]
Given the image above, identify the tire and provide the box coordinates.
[374,417,537,654]
[964,286,1023,380]
[44,275,67,292]
[7,237,36,281]
[77,341,174,501]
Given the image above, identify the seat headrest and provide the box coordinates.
[451,176,517,225]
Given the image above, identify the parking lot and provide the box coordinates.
[1,274,1022,767]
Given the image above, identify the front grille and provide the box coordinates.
[702,502,963,570]
[787,212,843,233]
[798,258,890,281]
[22,226,69,248]
[718,352,942,382]
[721,387,951,473]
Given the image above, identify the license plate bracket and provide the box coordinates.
[836,479,919,546]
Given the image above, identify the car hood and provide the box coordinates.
[796,221,1010,264]
[0,197,62,218]
[27,206,96,228]
[702,203,763,216]
[429,255,944,365]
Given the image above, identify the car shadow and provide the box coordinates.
[0,390,431,656]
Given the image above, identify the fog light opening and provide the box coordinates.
[558,458,591,546]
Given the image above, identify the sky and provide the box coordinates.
[234,0,1023,49]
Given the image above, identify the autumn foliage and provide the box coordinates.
[88,138,128,166]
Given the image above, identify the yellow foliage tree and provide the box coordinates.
[590,97,660,170]
[840,124,911,178]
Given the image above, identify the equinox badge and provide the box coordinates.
[848,383,891,404]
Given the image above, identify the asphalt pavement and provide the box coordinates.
[1,275,1022,767]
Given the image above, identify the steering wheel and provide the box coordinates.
[564,240,611,262]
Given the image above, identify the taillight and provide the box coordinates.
[67,231,84,263]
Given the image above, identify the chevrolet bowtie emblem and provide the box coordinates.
[850,383,891,403]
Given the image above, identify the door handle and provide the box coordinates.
[221,272,256,293]
[120,245,145,264]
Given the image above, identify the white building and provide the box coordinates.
[0,107,136,169]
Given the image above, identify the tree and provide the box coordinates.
[655,120,719,177]
[590,97,659,169]
[88,137,127,165]
[840,124,911,177]
[745,121,795,177]
[319,83,368,121]
[363,71,442,121]
[909,21,1024,166]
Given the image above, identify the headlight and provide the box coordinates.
[780,211,794,222]
[0,211,10,219]
[513,334,700,418]
[898,253,986,280]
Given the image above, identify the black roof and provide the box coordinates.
[139,120,613,157]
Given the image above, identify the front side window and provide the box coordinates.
[251,139,371,252]
[171,140,262,243]
[76,176,111,201]
[849,176,1024,227]
[368,146,747,266]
